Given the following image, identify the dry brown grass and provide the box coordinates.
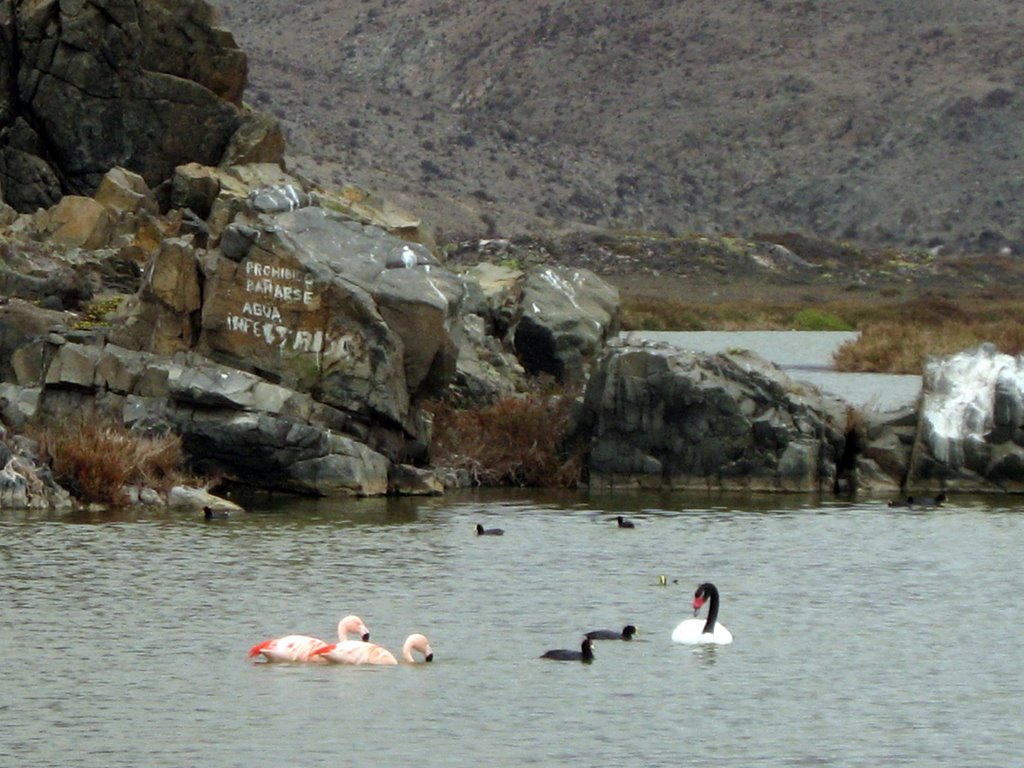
[832,320,1024,373]
[427,394,583,488]
[36,417,193,506]
[621,293,1024,374]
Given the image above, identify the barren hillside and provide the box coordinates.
[208,0,1023,252]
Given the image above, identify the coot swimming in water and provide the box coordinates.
[585,624,637,641]
[541,637,594,662]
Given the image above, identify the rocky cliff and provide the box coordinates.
[0,0,279,211]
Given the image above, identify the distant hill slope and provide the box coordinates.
[208,0,1023,252]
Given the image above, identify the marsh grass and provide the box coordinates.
[832,319,1024,373]
[621,294,1024,374]
[36,417,193,506]
[427,394,583,487]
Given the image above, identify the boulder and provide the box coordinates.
[327,183,434,246]
[0,456,29,509]
[109,237,203,354]
[0,383,41,428]
[462,262,523,337]
[171,162,225,219]
[388,463,444,496]
[1,0,247,210]
[513,266,620,383]
[0,427,73,511]
[198,204,453,435]
[0,119,63,211]
[447,312,526,407]
[0,300,66,380]
[173,409,391,497]
[219,110,286,168]
[859,405,918,491]
[908,343,1024,491]
[39,196,112,250]
[0,452,72,511]
[166,485,245,514]
[373,266,463,396]
[22,341,399,497]
[94,167,159,216]
[579,340,845,492]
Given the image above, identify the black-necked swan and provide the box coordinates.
[541,637,594,662]
[671,582,733,645]
[585,624,637,641]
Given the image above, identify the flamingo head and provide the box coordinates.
[405,633,434,662]
[339,615,371,642]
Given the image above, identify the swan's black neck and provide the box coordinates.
[699,583,721,634]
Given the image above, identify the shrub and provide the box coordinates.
[791,308,854,331]
[427,394,583,488]
[36,417,192,506]
[832,319,1024,374]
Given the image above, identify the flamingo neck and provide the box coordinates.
[403,636,430,662]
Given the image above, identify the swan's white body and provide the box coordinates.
[671,618,733,645]
[248,615,371,662]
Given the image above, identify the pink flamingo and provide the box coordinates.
[248,615,371,662]
[311,633,434,665]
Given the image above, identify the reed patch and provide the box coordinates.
[35,417,194,506]
[427,394,583,488]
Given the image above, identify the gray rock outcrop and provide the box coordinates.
[8,340,396,496]
[907,343,1024,492]
[1,151,629,504]
[513,266,620,384]
[578,340,847,492]
[0,0,267,212]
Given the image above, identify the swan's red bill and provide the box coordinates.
[692,595,706,610]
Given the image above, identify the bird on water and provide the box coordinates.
[671,582,733,645]
[541,637,595,662]
[585,625,637,641]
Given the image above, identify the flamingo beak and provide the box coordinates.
[424,652,434,662]
[361,632,370,641]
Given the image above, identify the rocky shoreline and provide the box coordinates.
[4,1,1024,513]
[4,160,1024,511]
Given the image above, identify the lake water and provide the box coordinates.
[3,489,1022,767]
[625,330,923,412]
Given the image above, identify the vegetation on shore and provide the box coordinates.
[426,393,584,488]
[621,295,1024,374]
[34,417,198,507]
